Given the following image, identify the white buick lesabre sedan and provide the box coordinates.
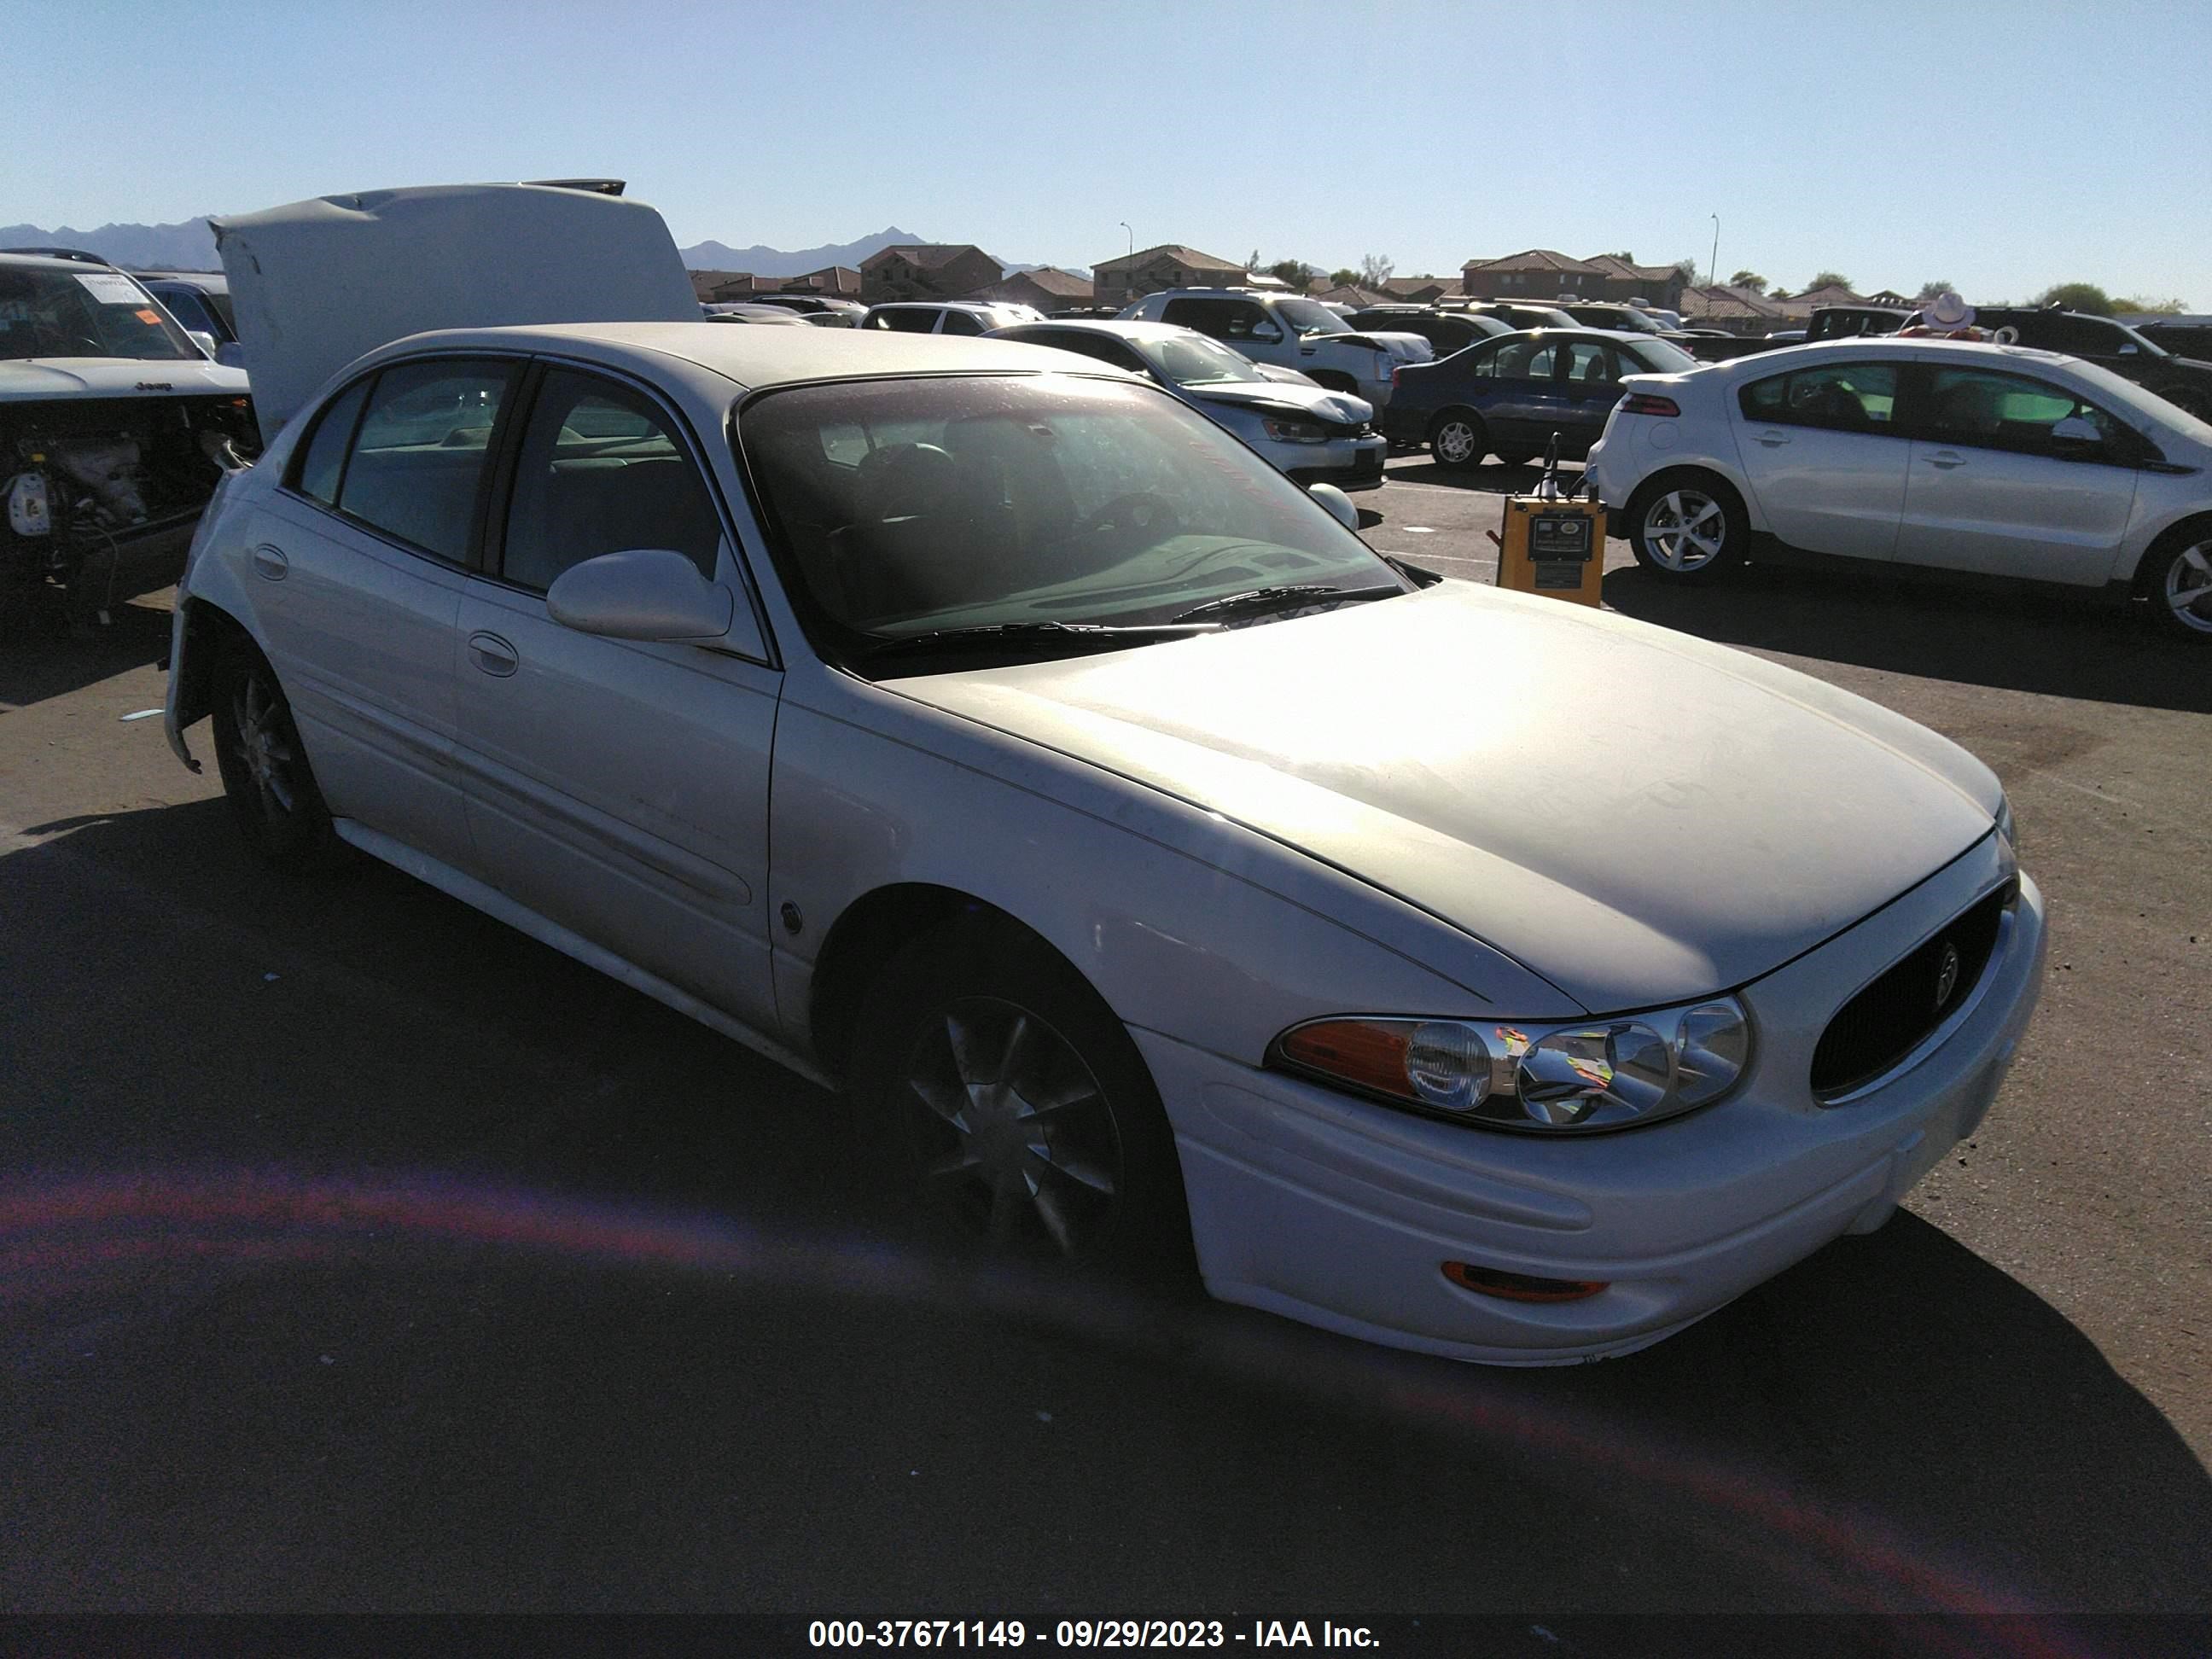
[166,186,2045,1365]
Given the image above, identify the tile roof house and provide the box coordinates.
[1091,243,1247,308]
[1461,250,1688,309]
[1679,283,1788,334]
[859,243,1006,302]
[1769,282,1866,319]
[1380,275,1453,304]
[690,268,753,304]
[1315,285,1391,310]
[969,265,1096,310]
[689,265,864,304]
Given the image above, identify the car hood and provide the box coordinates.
[0,357,248,402]
[213,182,697,443]
[1187,381,1373,424]
[1330,330,1432,363]
[886,583,1999,1012]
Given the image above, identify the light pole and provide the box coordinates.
[1708,213,1720,288]
[1120,221,1133,259]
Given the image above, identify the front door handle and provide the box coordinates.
[1755,430,1790,448]
[1927,451,1966,469]
[251,544,288,580]
[467,631,519,678]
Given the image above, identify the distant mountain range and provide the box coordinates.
[1,215,1088,280]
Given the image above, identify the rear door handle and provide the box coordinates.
[251,544,288,580]
[1755,430,1790,447]
[467,631,519,678]
[1928,451,1966,469]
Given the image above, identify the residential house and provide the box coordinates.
[1679,283,1787,335]
[969,265,1095,311]
[690,269,754,304]
[1092,243,1246,309]
[859,244,1006,303]
[1460,250,1689,311]
[777,265,863,299]
[1768,282,1866,321]
[1379,275,1453,304]
[1315,285,1391,310]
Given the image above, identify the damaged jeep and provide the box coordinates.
[1,252,259,637]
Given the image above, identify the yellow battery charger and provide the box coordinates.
[1494,494,1608,607]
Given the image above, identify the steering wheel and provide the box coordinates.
[1080,492,1179,545]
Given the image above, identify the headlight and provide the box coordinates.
[1994,795,2019,858]
[1271,998,1752,1134]
[1259,415,1330,444]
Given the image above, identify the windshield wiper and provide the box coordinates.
[1167,583,1400,625]
[862,620,1220,661]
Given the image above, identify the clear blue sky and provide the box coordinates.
[7,0,2205,306]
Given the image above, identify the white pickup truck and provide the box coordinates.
[1119,288,1429,408]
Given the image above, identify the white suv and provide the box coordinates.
[1119,288,1429,409]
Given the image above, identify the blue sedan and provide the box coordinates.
[1382,329,1699,469]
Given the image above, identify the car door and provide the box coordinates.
[1730,358,1912,561]
[1475,335,1564,448]
[451,362,783,1031]
[1893,364,2142,583]
[242,355,521,870]
[1558,338,1627,451]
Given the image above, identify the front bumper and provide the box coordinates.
[1284,435,1388,493]
[1140,840,2045,1365]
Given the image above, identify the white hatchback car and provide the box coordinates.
[1585,338,2212,640]
[859,300,1044,336]
[167,185,2046,1366]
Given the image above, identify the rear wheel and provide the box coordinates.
[849,917,1191,1278]
[2142,523,2212,642]
[1308,370,1359,394]
[210,636,347,871]
[1627,474,1747,582]
[1429,409,1487,469]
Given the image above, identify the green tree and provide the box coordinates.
[1915,280,1955,302]
[1266,258,1317,291]
[1246,249,1261,271]
[2114,294,2188,316]
[1359,253,1395,288]
[1601,250,1637,264]
[1728,270,1767,294]
[2033,282,2114,315]
[1329,268,1359,288]
[1807,271,1854,292]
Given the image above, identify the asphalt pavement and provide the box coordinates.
[2,455,2208,1637]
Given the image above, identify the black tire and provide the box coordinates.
[1493,449,1539,469]
[1428,408,1487,470]
[849,915,1192,1280]
[2139,520,2212,643]
[1625,471,1748,583]
[1308,370,1359,394]
[209,635,348,871]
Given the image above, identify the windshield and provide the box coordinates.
[1272,298,1349,337]
[1140,335,1264,386]
[1627,338,1700,373]
[0,265,198,362]
[739,374,1398,658]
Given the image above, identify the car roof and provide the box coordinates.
[995,319,1193,344]
[137,271,230,291]
[0,250,127,274]
[358,320,1100,393]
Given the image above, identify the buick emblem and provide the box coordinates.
[1934,941,1962,1009]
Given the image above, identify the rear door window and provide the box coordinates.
[1918,367,2132,457]
[938,310,986,337]
[1738,363,1900,432]
[335,358,516,562]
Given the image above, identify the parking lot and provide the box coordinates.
[3,451,2206,1624]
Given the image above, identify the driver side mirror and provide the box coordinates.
[546,548,734,642]
[1247,322,1284,345]
[1308,482,1360,532]
[187,329,221,360]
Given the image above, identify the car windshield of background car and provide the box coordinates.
[1272,298,1349,337]
[1629,339,1698,373]
[0,266,198,362]
[1148,335,1264,387]
[738,373,1398,649]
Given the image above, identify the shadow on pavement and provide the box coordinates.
[1385,457,1569,494]
[0,596,172,712]
[3,801,2209,1617]
[1602,562,2212,714]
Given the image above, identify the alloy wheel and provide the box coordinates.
[1643,490,1727,571]
[901,997,1123,1258]
[229,666,304,822]
[2165,538,2212,634]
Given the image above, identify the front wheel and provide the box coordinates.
[1429,410,1487,470]
[849,918,1191,1278]
[210,636,347,871]
[2143,525,2212,642]
[1627,475,1746,582]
